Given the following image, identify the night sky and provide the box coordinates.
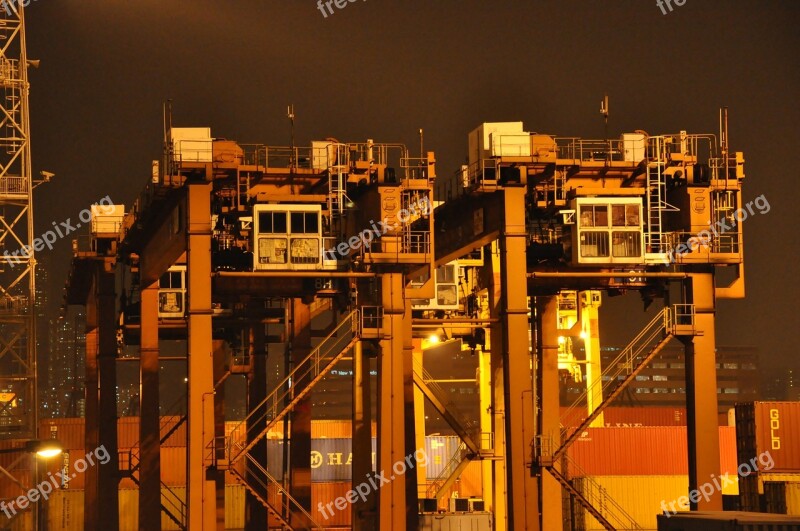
[24,1,800,375]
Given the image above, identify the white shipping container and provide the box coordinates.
[171,127,212,163]
[621,133,647,162]
[490,132,531,158]
[468,122,526,167]
[90,204,125,236]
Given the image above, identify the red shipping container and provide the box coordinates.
[567,426,737,477]
[560,406,687,427]
[735,401,800,473]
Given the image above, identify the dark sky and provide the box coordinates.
[25,1,800,371]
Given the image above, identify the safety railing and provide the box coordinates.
[0,176,27,195]
[466,158,499,189]
[227,310,360,462]
[360,305,384,339]
[555,138,625,163]
[231,453,324,530]
[400,157,432,181]
[663,230,743,258]
[0,296,29,315]
[426,441,467,499]
[560,307,671,433]
[562,452,642,530]
[412,357,481,453]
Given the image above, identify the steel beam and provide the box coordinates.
[498,188,539,531]
[486,243,508,531]
[684,272,722,510]
[245,324,268,530]
[84,263,120,531]
[289,298,312,523]
[537,296,562,530]
[138,282,161,531]
[378,272,409,530]
[352,339,376,530]
[186,183,217,529]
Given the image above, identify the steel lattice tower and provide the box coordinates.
[0,3,37,440]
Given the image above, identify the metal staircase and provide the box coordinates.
[118,394,189,530]
[547,453,642,531]
[426,441,473,500]
[413,357,494,501]
[412,357,482,456]
[123,451,187,530]
[216,310,360,529]
[228,453,323,530]
[227,309,360,462]
[543,305,696,531]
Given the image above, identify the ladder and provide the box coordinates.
[328,143,349,219]
[646,137,678,255]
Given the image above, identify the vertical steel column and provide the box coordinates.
[290,299,312,521]
[684,271,722,510]
[352,339,376,530]
[378,273,407,530]
[186,183,216,529]
[84,264,120,531]
[83,323,99,531]
[537,296,562,530]
[580,292,604,428]
[245,324,268,530]
[412,339,427,503]
[212,338,227,531]
[486,245,508,531]
[403,309,419,530]
[138,282,161,531]
[498,187,538,531]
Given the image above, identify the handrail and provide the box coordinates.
[412,357,481,444]
[228,310,359,461]
[561,453,642,530]
[427,441,467,499]
[241,453,324,530]
[561,308,669,430]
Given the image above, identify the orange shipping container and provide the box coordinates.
[568,426,737,476]
[560,407,687,427]
[736,401,800,473]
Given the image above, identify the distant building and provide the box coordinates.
[564,345,759,413]
[763,367,799,401]
[44,311,86,417]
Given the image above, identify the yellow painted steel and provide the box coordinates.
[186,183,217,529]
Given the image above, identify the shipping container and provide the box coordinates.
[44,490,82,531]
[735,402,800,473]
[787,482,800,516]
[568,427,737,477]
[419,512,492,531]
[574,475,688,531]
[656,510,800,530]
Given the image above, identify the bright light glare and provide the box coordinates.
[36,445,62,458]
[557,336,565,345]
[428,334,440,345]
[579,331,588,339]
